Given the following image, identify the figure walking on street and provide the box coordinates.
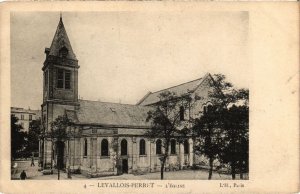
[31,156,35,167]
[20,170,27,180]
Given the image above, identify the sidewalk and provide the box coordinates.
[11,160,42,180]
[12,160,248,180]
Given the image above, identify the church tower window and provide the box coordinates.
[59,47,68,58]
[57,69,64,88]
[56,69,71,89]
[65,70,71,89]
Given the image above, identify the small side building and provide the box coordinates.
[11,107,41,132]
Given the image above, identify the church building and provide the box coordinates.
[39,16,217,177]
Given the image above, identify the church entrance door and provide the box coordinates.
[122,159,128,173]
[56,141,65,170]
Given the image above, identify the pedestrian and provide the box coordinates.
[13,162,18,169]
[31,156,35,167]
[13,162,18,174]
[20,170,27,180]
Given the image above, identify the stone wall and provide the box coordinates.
[70,132,194,177]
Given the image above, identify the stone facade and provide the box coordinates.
[48,133,194,177]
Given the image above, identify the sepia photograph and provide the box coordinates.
[10,11,250,181]
[0,2,299,193]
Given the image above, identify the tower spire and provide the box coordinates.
[47,13,77,60]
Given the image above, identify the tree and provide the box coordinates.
[209,74,248,107]
[146,91,192,180]
[25,119,41,155]
[48,115,71,180]
[193,107,224,180]
[218,105,249,179]
[49,115,70,141]
[212,74,249,179]
[193,74,249,180]
[11,115,27,160]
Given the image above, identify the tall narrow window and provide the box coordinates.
[171,139,176,154]
[203,106,207,114]
[121,139,127,156]
[83,139,87,157]
[207,105,213,113]
[21,114,24,120]
[139,139,146,155]
[179,106,184,121]
[65,70,71,89]
[29,115,32,121]
[184,140,189,154]
[44,71,48,88]
[156,139,162,155]
[57,69,64,88]
[101,139,109,156]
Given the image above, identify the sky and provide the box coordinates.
[11,11,249,110]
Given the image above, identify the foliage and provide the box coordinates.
[49,115,71,141]
[193,74,249,179]
[25,119,41,154]
[209,74,249,107]
[146,91,192,179]
[11,115,27,160]
[48,115,72,179]
[193,107,225,179]
[218,105,249,179]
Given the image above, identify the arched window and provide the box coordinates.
[207,105,213,113]
[121,139,127,156]
[59,46,68,58]
[101,139,109,156]
[203,103,213,114]
[156,139,162,155]
[83,138,87,157]
[139,139,146,155]
[184,140,189,154]
[179,106,185,121]
[171,139,176,154]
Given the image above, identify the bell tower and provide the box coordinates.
[42,16,79,105]
[41,15,79,170]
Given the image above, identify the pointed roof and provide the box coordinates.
[137,73,212,106]
[48,16,77,60]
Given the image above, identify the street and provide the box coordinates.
[11,160,248,180]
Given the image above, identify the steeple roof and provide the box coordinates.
[48,16,77,60]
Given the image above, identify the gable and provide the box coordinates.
[137,73,214,106]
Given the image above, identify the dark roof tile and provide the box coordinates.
[138,73,210,105]
[67,100,153,127]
